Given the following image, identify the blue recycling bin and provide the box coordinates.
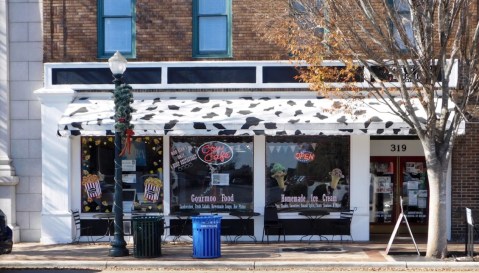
[192,215,222,258]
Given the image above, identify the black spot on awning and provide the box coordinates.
[191,107,202,112]
[360,129,368,133]
[71,122,83,129]
[287,100,296,106]
[218,130,236,135]
[315,113,328,120]
[354,110,366,115]
[377,129,384,134]
[238,110,253,115]
[264,122,277,129]
[203,112,218,119]
[140,114,155,120]
[264,107,274,111]
[337,116,348,125]
[241,117,263,129]
[288,119,300,124]
[294,110,303,116]
[275,111,282,117]
[213,123,226,129]
[225,108,233,117]
[70,107,88,116]
[254,130,265,135]
[194,122,207,129]
[71,130,81,136]
[249,103,260,108]
[164,120,178,130]
[240,97,253,100]
[295,130,303,135]
[385,121,393,128]
[305,100,314,107]
[146,106,157,111]
[339,129,354,133]
[168,105,179,110]
[393,129,401,134]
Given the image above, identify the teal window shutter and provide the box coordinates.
[193,0,232,58]
[98,0,136,58]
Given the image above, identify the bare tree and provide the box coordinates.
[258,0,479,258]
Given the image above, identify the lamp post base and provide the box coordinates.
[109,240,129,257]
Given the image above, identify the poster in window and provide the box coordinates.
[376,176,392,193]
[170,136,254,213]
[265,136,350,212]
[211,173,229,186]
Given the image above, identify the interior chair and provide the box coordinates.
[332,208,356,243]
[71,209,93,244]
[262,206,285,243]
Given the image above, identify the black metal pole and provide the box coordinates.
[109,74,129,257]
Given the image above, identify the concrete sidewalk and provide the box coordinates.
[0,240,477,270]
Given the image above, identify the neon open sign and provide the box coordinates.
[197,141,234,165]
[295,150,315,163]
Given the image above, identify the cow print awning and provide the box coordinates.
[57,95,463,136]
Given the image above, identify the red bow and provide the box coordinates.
[119,129,135,157]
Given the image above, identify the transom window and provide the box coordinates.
[193,0,232,58]
[98,0,136,58]
[389,0,414,51]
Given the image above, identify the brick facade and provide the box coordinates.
[43,0,286,62]
[41,0,479,242]
[451,123,479,241]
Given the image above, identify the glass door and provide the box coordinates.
[399,157,428,225]
[370,156,428,234]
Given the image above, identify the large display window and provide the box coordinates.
[266,136,350,211]
[170,136,254,213]
[80,136,164,213]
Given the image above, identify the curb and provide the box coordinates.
[1,260,478,270]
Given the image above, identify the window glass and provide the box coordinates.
[266,136,350,212]
[99,0,135,58]
[104,0,131,16]
[80,136,163,213]
[170,136,254,213]
[105,19,132,53]
[199,17,227,51]
[193,0,231,57]
[390,0,414,50]
[199,0,226,14]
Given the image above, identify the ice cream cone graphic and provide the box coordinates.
[329,168,344,189]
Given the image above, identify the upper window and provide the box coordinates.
[389,0,414,51]
[98,0,136,58]
[193,0,232,58]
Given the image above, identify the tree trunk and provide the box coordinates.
[424,147,449,258]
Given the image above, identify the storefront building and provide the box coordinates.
[35,59,461,243]
[29,0,474,244]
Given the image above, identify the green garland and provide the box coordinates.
[114,83,134,137]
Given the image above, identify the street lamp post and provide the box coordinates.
[108,51,130,257]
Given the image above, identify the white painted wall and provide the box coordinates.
[350,135,371,241]
[35,88,75,244]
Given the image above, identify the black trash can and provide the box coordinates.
[192,215,222,258]
[0,210,12,255]
[131,215,163,258]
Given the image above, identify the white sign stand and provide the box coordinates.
[385,196,420,255]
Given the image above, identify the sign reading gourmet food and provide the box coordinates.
[197,141,233,165]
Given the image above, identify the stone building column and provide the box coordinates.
[0,0,20,243]
[35,87,75,244]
